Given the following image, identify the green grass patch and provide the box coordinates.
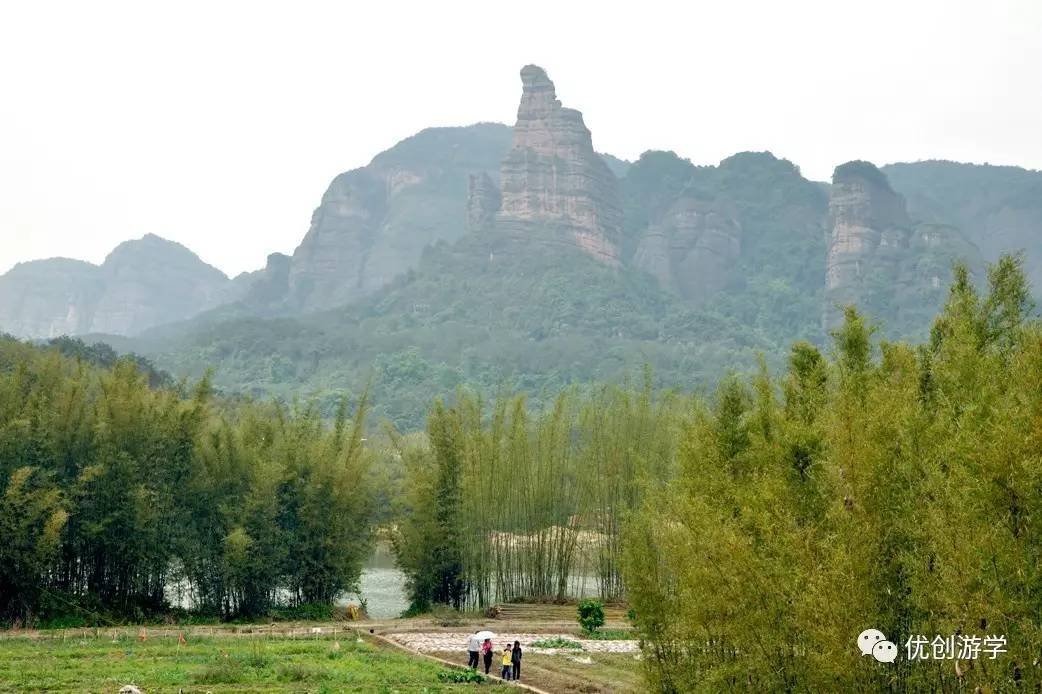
[0,633,487,691]
[531,637,584,649]
[579,629,634,640]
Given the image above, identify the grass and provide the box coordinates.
[531,637,584,649]
[522,653,643,693]
[0,632,495,692]
[581,629,634,640]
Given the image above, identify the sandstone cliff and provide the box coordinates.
[0,234,235,338]
[494,65,622,264]
[287,124,512,311]
[824,161,982,333]
[823,161,912,328]
[633,194,741,303]
[628,150,827,312]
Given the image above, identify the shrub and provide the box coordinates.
[577,599,605,633]
[276,663,324,682]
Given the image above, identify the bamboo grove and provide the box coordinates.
[391,374,679,612]
[622,256,1042,692]
[0,339,373,624]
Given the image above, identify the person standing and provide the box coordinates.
[482,638,493,674]
[512,640,523,681]
[466,632,481,669]
[501,646,513,680]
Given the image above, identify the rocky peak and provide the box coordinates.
[496,65,622,264]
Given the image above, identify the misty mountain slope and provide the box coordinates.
[1,65,1030,433]
[0,234,236,338]
[285,123,514,311]
[884,160,1042,288]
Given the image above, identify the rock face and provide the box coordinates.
[824,162,913,328]
[239,252,291,307]
[0,258,104,337]
[287,124,512,311]
[495,65,622,264]
[824,162,982,332]
[0,234,235,338]
[633,195,741,303]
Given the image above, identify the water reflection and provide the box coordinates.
[340,542,409,619]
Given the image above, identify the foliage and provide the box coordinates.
[577,599,606,634]
[531,637,584,650]
[580,629,633,640]
[437,668,486,683]
[0,337,374,624]
[393,379,678,610]
[622,254,1042,692]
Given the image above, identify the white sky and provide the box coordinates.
[1,0,1040,277]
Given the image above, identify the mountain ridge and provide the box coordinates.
[1,65,1037,430]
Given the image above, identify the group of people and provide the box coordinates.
[466,632,523,681]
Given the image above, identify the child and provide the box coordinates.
[512,640,523,681]
[501,645,513,680]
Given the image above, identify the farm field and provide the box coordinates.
[0,631,490,693]
[0,616,645,693]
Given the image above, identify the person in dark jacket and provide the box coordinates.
[512,640,523,681]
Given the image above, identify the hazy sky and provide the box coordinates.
[2,1,1040,277]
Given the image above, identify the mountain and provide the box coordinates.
[883,160,1042,288]
[0,234,238,338]
[2,65,1036,430]
[285,123,513,311]
[627,150,828,340]
[123,68,841,428]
